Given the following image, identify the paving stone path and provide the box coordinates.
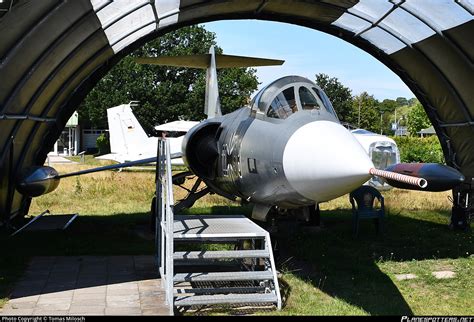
[432,270,456,279]
[394,270,457,281]
[394,273,417,281]
[0,256,170,316]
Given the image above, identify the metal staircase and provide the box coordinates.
[155,139,281,315]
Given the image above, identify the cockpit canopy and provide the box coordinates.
[250,76,338,120]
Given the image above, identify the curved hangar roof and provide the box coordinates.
[0,0,472,221]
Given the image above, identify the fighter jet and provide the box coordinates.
[16,46,465,224]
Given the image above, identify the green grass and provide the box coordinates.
[1,162,473,315]
[271,208,473,315]
[65,154,115,166]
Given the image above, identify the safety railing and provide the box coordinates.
[155,138,175,314]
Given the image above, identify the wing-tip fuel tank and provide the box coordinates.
[16,166,60,197]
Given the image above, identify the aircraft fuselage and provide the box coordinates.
[182,76,374,217]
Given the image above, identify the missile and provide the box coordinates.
[373,163,465,192]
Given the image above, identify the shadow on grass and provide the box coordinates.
[1,206,472,316]
[183,205,472,314]
[274,208,473,315]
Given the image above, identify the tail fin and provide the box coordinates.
[135,46,284,119]
[205,46,221,118]
[106,103,150,156]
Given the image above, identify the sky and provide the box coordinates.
[203,20,415,101]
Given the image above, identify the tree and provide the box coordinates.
[351,92,381,133]
[314,73,353,123]
[407,102,431,136]
[79,26,259,135]
[396,97,408,107]
[379,99,397,113]
[408,97,418,106]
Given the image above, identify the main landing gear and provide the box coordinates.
[150,171,210,232]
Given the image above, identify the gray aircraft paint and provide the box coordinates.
[182,76,371,218]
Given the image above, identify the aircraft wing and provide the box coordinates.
[154,120,200,133]
[96,149,185,166]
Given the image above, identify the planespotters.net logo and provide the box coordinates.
[402,317,474,322]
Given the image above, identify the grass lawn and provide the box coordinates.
[0,161,472,315]
[271,208,473,315]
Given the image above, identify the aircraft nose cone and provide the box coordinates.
[282,121,374,202]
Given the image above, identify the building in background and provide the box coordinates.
[50,111,107,156]
[418,126,436,137]
[51,112,79,156]
[391,120,408,136]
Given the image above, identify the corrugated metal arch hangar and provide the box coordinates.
[0,0,472,224]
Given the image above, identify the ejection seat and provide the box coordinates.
[349,185,385,236]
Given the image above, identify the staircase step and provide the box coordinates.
[174,270,273,283]
[174,250,269,260]
[174,259,240,267]
[174,215,269,239]
[175,286,266,295]
[174,292,278,306]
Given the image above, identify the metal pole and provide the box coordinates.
[11,210,50,236]
[358,96,361,128]
[395,108,397,130]
[154,139,163,272]
[165,139,174,312]
[75,126,79,156]
[380,112,383,135]
[160,141,165,280]
[5,136,15,229]
[68,127,72,156]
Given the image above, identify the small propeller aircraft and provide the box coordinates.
[16,46,465,224]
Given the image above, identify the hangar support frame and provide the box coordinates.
[0,0,472,229]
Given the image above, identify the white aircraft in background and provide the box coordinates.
[96,103,198,165]
[350,129,400,190]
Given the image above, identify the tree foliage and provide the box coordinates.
[392,135,444,163]
[79,26,258,135]
[407,102,431,136]
[314,73,353,123]
[408,97,418,106]
[379,99,397,113]
[96,133,110,155]
[351,92,381,133]
[396,97,408,107]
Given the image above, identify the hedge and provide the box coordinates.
[392,135,444,164]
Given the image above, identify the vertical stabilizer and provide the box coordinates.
[135,47,284,120]
[205,46,222,119]
[107,104,151,156]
